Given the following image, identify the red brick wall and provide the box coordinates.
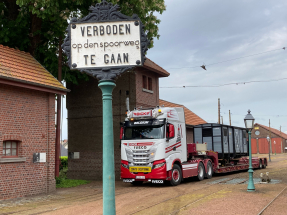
[0,84,56,200]
[66,71,136,180]
[135,68,159,108]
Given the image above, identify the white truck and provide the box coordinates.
[120,106,266,186]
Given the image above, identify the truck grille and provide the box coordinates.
[132,150,150,166]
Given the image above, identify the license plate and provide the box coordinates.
[136,176,145,179]
[129,167,151,173]
[123,179,134,183]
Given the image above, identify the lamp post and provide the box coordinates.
[244,109,255,192]
[267,136,271,162]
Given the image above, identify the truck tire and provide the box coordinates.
[205,161,213,179]
[197,162,205,181]
[170,164,182,186]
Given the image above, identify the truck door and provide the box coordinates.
[166,123,176,153]
[166,123,182,154]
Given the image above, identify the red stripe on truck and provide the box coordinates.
[129,142,154,146]
[165,141,181,151]
[165,144,181,153]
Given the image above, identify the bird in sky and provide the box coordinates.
[201,64,206,70]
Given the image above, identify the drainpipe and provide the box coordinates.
[55,37,62,177]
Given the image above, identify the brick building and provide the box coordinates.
[159,99,207,143]
[66,58,169,180]
[0,45,68,200]
[251,123,287,154]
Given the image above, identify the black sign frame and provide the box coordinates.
[62,0,150,81]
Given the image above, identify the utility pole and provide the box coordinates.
[218,98,220,124]
[280,125,284,153]
[269,119,272,154]
[221,116,223,124]
[229,110,231,126]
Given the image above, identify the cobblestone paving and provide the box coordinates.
[0,154,286,215]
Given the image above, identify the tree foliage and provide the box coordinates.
[0,0,166,84]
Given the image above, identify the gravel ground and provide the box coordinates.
[0,153,286,215]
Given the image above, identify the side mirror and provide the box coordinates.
[169,124,175,138]
[120,127,124,140]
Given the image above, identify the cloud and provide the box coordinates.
[59,0,287,139]
[149,0,287,129]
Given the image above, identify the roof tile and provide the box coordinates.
[144,58,170,77]
[159,99,207,125]
[255,123,287,139]
[0,45,66,91]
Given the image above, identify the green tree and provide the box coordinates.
[0,0,166,83]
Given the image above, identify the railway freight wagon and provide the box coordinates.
[194,124,248,163]
[120,106,267,186]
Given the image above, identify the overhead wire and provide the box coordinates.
[160,77,287,88]
[166,47,286,70]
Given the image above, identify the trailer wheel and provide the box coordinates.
[259,160,263,169]
[197,162,205,181]
[170,164,182,186]
[205,161,213,179]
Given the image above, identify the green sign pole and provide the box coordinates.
[99,80,116,215]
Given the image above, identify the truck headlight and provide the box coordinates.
[121,163,129,169]
[148,147,157,163]
[153,162,165,169]
[125,148,133,163]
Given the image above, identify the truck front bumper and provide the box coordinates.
[121,159,169,181]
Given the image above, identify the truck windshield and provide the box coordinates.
[124,125,164,140]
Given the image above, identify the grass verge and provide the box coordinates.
[56,178,90,188]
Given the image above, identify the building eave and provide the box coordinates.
[143,65,170,77]
[0,76,70,95]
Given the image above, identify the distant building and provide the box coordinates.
[0,45,68,200]
[60,139,68,156]
[250,123,287,154]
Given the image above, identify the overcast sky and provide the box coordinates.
[61,0,287,140]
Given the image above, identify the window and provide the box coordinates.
[3,141,18,157]
[124,125,164,140]
[142,75,147,89]
[148,77,152,90]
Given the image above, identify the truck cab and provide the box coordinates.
[120,106,187,185]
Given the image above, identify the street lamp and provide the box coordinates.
[244,109,255,192]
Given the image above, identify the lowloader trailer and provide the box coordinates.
[120,106,267,186]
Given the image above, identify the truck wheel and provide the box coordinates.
[170,164,182,186]
[197,162,205,181]
[131,181,143,186]
[205,161,213,179]
[263,160,267,169]
[259,160,263,169]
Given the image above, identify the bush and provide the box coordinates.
[56,160,90,188]
[60,156,68,171]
